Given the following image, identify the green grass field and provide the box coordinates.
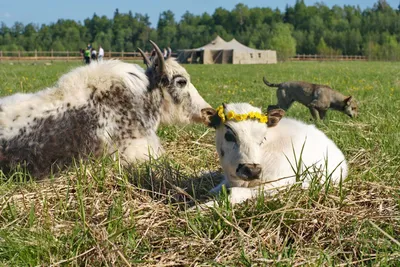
[0,61,399,266]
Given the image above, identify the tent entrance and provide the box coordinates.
[210,50,233,64]
[177,50,203,64]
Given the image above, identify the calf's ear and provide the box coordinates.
[267,108,285,127]
[201,108,221,128]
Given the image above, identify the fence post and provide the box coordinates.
[109,50,111,58]
[35,49,37,61]
[0,50,2,62]
[67,51,69,62]
[51,49,53,58]
[122,50,124,58]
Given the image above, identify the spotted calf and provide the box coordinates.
[0,41,210,178]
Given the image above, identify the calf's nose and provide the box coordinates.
[237,163,262,180]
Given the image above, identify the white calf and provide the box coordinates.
[201,103,348,205]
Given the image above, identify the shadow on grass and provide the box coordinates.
[124,157,224,207]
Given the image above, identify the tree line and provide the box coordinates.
[0,0,399,60]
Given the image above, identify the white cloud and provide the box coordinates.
[0,12,12,18]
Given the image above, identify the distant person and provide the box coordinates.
[87,43,92,50]
[84,47,91,64]
[98,46,104,62]
[91,48,97,62]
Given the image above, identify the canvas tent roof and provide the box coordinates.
[190,36,266,52]
[227,39,260,52]
[195,36,228,50]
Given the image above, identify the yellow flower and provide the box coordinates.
[259,116,268,123]
[216,105,226,122]
[227,111,235,120]
[234,114,242,121]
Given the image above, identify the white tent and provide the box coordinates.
[177,36,277,64]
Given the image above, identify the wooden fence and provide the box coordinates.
[290,54,367,61]
[0,50,367,62]
[0,50,179,61]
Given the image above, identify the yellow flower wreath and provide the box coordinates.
[215,105,268,124]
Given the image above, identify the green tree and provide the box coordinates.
[270,23,297,61]
[0,1,399,58]
[157,10,177,48]
[317,37,341,56]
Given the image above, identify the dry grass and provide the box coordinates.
[0,129,399,266]
[1,61,400,265]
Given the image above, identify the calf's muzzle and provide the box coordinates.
[236,163,262,180]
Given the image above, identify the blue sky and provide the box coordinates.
[0,0,398,27]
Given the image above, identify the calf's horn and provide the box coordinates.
[137,47,151,67]
[149,40,166,74]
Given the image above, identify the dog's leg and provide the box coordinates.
[309,106,320,120]
[276,89,293,110]
[318,109,327,120]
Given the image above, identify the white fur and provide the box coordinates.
[208,103,348,206]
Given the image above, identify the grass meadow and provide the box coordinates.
[0,60,399,266]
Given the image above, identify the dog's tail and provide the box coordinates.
[263,77,280,88]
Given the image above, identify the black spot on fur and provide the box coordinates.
[0,106,102,179]
[89,81,162,139]
[220,149,225,157]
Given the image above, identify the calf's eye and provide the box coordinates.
[176,79,187,87]
[224,132,236,142]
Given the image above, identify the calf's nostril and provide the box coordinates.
[236,164,244,173]
[242,166,253,177]
[252,166,261,176]
[239,164,261,179]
